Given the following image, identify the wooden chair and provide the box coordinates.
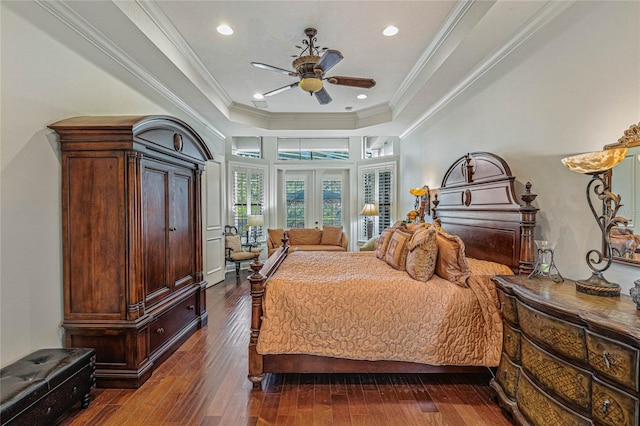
[224,225,260,280]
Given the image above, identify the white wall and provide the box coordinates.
[400,1,640,293]
[0,4,221,365]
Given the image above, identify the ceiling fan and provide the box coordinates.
[251,28,376,105]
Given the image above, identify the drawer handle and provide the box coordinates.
[156,327,165,334]
[500,302,505,313]
[602,350,611,369]
[187,305,195,310]
[506,334,511,342]
[169,227,177,231]
[601,399,610,414]
[502,371,507,379]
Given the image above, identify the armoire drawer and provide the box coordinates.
[586,331,639,393]
[591,379,639,426]
[521,336,591,413]
[149,293,198,352]
[517,300,588,363]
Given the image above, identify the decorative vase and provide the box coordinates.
[630,279,640,310]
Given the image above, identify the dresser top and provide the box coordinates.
[493,275,640,347]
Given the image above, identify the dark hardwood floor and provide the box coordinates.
[60,270,513,425]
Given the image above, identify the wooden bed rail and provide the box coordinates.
[248,241,289,387]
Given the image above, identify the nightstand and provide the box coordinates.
[490,275,639,426]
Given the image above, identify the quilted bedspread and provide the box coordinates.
[257,251,513,366]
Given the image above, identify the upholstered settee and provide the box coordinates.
[267,226,348,257]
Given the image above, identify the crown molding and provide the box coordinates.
[132,0,234,108]
[400,0,575,139]
[35,0,226,140]
[390,0,478,110]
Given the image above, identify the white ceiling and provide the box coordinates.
[24,1,574,139]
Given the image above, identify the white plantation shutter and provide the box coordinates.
[360,164,394,239]
[231,166,265,241]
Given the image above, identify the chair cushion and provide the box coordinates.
[230,251,257,261]
[225,234,242,252]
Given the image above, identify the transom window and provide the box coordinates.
[278,138,349,160]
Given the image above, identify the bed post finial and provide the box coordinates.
[519,182,539,275]
[248,259,266,388]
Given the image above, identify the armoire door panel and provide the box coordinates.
[66,155,125,316]
[142,165,170,306]
[171,171,195,289]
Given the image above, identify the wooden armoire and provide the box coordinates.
[49,116,213,388]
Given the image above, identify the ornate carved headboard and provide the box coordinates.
[433,152,537,274]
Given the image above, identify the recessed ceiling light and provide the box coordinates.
[383,26,399,37]
[345,106,353,111]
[357,94,367,100]
[253,93,264,100]
[217,24,233,35]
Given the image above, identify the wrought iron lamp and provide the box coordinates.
[360,203,379,240]
[409,186,430,221]
[561,148,629,296]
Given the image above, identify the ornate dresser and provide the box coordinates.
[491,275,639,426]
[49,116,213,388]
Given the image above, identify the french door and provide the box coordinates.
[283,170,347,229]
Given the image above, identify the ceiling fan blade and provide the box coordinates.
[327,76,376,89]
[314,87,332,105]
[263,82,299,97]
[314,50,343,74]
[251,62,296,76]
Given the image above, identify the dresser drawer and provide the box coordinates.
[591,379,639,426]
[149,293,197,353]
[498,289,518,326]
[503,321,521,362]
[517,372,592,426]
[496,353,520,400]
[586,331,639,393]
[517,300,588,363]
[521,336,591,413]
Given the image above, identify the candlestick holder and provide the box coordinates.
[529,240,563,283]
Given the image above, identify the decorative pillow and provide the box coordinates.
[268,228,285,247]
[375,229,394,260]
[407,222,430,232]
[406,226,438,281]
[225,234,242,253]
[360,236,378,251]
[435,230,471,287]
[391,221,408,230]
[287,228,322,245]
[385,228,413,270]
[320,225,343,246]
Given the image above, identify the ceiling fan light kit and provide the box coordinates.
[251,27,375,104]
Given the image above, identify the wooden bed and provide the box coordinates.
[247,152,538,387]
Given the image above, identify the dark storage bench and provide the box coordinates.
[0,348,95,425]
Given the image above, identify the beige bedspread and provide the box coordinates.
[257,251,512,366]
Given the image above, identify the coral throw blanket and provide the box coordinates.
[257,251,512,366]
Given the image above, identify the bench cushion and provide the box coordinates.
[1,348,95,425]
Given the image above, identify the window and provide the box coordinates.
[231,166,265,241]
[278,138,349,160]
[363,136,396,159]
[360,164,394,239]
[232,137,262,158]
[285,178,306,228]
[322,178,342,227]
